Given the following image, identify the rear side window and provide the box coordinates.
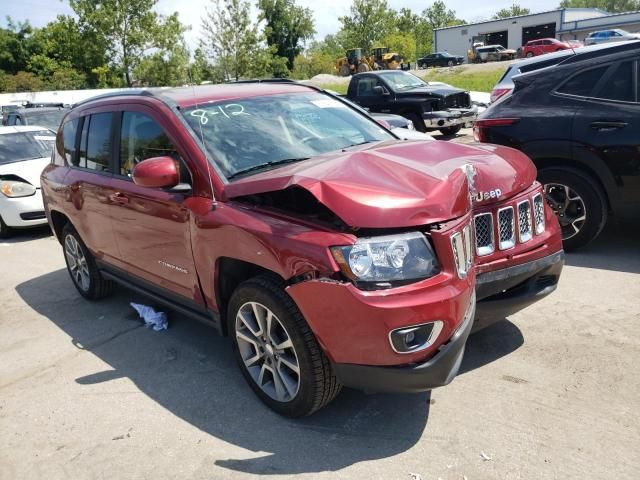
[59,118,79,164]
[557,66,609,97]
[83,113,112,172]
[119,112,177,177]
[594,61,634,102]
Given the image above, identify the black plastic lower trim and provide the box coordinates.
[20,211,46,220]
[97,261,222,334]
[473,250,564,331]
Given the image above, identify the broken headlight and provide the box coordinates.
[330,232,440,288]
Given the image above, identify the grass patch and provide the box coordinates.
[417,66,505,92]
[316,83,348,94]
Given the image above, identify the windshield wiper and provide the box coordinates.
[342,140,380,149]
[227,157,310,180]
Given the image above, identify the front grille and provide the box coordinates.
[451,222,473,279]
[474,213,494,256]
[444,92,471,109]
[533,193,545,234]
[473,189,547,256]
[20,211,46,220]
[517,200,532,243]
[498,207,515,250]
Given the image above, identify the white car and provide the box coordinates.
[0,126,56,238]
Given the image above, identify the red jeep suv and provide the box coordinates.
[41,83,561,416]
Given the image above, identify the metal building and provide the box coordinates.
[433,8,640,59]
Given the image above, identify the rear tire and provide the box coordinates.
[439,125,462,136]
[62,224,115,300]
[538,167,608,251]
[357,63,370,73]
[228,275,341,417]
[0,216,12,239]
[339,64,350,77]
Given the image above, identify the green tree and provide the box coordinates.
[201,0,278,80]
[558,0,640,12]
[258,0,315,71]
[308,33,348,59]
[339,0,396,52]
[0,19,37,75]
[493,4,531,18]
[383,32,417,62]
[423,1,465,30]
[134,45,190,86]
[1,71,43,92]
[70,0,188,87]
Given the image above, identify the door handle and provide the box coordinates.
[109,192,129,205]
[590,121,628,131]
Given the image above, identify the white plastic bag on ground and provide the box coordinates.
[130,302,168,331]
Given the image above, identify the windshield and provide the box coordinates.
[0,130,55,164]
[378,71,427,91]
[182,92,394,179]
[23,110,67,130]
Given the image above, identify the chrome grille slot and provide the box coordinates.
[451,222,473,279]
[474,213,494,256]
[498,207,515,250]
[533,193,545,235]
[517,200,532,243]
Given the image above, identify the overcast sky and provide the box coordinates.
[5,0,560,48]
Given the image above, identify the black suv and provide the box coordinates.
[475,41,640,249]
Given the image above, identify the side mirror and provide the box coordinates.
[132,156,179,189]
[373,85,388,96]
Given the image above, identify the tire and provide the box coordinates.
[447,60,454,66]
[439,125,462,136]
[62,224,115,300]
[339,64,350,77]
[357,62,370,73]
[526,52,534,58]
[228,275,341,417]
[405,113,427,133]
[0,215,12,239]
[538,167,608,251]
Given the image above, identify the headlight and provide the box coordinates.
[406,120,415,130]
[330,232,440,288]
[0,180,36,198]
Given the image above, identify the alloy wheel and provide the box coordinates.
[544,183,587,240]
[235,301,300,402]
[65,234,90,292]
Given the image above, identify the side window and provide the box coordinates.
[59,118,79,165]
[557,66,609,97]
[594,61,634,102]
[119,112,177,177]
[357,77,382,96]
[85,113,112,172]
[78,116,89,168]
[612,31,622,37]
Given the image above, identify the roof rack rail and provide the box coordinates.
[227,78,297,83]
[72,89,157,108]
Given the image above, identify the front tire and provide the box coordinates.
[526,52,534,58]
[0,215,12,239]
[228,275,341,417]
[538,167,608,250]
[62,224,115,299]
[440,125,462,136]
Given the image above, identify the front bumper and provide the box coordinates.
[333,293,476,393]
[423,107,478,129]
[0,189,47,228]
[474,250,564,331]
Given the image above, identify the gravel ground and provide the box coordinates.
[1,155,639,479]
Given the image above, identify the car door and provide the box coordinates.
[353,75,390,113]
[541,40,553,54]
[566,60,640,215]
[107,106,200,300]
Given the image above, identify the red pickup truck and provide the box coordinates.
[41,83,562,416]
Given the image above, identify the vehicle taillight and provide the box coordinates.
[490,88,512,103]
[473,118,519,143]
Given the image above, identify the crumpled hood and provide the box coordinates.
[0,157,50,187]
[224,140,536,229]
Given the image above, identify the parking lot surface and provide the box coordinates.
[1,214,639,479]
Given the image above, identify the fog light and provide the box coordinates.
[389,321,443,354]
